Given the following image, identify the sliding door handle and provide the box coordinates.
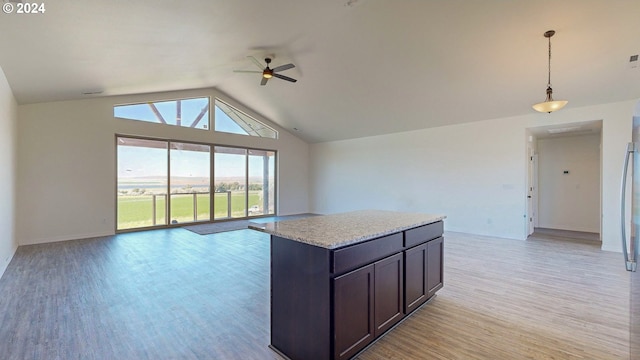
[621,142,636,271]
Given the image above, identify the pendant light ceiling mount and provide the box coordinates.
[532,29,568,113]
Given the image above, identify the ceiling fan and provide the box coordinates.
[234,56,297,86]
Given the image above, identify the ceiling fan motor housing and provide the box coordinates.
[263,58,273,78]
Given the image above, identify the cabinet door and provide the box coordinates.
[404,242,428,314]
[374,252,404,337]
[333,264,375,360]
[426,237,444,298]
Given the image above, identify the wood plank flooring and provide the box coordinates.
[0,229,630,359]
[0,230,278,360]
[359,232,630,360]
[533,227,601,242]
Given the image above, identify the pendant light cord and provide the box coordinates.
[547,35,552,87]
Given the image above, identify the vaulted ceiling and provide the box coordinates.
[1,0,638,142]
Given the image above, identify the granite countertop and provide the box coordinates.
[249,210,445,249]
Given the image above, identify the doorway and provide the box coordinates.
[526,120,603,241]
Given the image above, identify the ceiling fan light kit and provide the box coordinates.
[532,30,568,113]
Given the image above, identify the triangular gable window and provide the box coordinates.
[215,99,278,139]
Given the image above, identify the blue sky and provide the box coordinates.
[114,97,249,135]
[116,98,271,181]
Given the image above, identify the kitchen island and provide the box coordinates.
[250,210,446,360]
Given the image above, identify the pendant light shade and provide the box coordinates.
[532,30,568,113]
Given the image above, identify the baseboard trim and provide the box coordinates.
[19,231,115,246]
[0,244,17,280]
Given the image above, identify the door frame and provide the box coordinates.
[526,137,537,236]
[525,121,603,240]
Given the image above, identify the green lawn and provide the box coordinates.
[117,192,264,230]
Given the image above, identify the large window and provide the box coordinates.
[117,136,276,231]
[215,99,278,139]
[114,97,210,130]
[114,97,278,138]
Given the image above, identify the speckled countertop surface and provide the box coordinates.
[249,210,445,249]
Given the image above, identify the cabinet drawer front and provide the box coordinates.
[404,221,443,248]
[332,233,403,275]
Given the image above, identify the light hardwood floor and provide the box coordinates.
[0,229,630,359]
[359,231,629,360]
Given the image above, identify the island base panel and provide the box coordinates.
[271,236,331,360]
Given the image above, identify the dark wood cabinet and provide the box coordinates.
[270,235,331,360]
[270,220,444,360]
[334,252,405,360]
[426,236,444,298]
[373,253,404,337]
[404,242,429,313]
[333,264,375,360]
[404,236,444,314]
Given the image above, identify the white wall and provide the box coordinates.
[17,88,309,245]
[311,116,526,239]
[0,65,18,277]
[310,100,635,252]
[537,135,601,233]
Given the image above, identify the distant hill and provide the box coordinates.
[119,176,270,187]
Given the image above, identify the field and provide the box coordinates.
[117,191,264,230]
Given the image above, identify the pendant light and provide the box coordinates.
[532,30,568,113]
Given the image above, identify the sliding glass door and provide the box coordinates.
[169,142,211,224]
[214,146,247,219]
[117,138,168,230]
[117,136,276,231]
[248,149,276,216]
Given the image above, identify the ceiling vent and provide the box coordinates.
[548,127,580,134]
[81,89,104,95]
[547,126,587,135]
[344,0,364,7]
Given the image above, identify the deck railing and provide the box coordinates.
[165,191,232,224]
[118,191,248,229]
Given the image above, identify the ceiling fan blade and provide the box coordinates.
[248,56,264,70]
[272,63,295,72]
[233,70,262,73]
[273,73,297,83]
[260,77,269,86]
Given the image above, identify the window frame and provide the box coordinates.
[114,96,211,131]
[115,134,278,232]
[214,98,279,139]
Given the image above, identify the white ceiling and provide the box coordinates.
[1,0,639,143]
